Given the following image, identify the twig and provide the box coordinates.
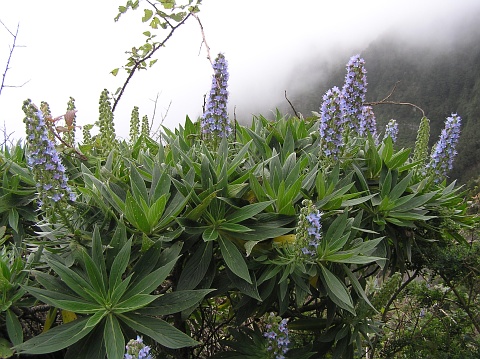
[364,81,425,117]
[285,90,300,118]
[192,13,213,66]
[382,269,420,323]
[150,92,161,130]
[0,19,29,96]
[112,12,193,112]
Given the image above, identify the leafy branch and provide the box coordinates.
[111,1,201,112]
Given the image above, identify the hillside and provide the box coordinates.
[282,10,480,184]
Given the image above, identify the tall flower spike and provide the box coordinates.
[427,114,461,182]
[97,89,116,153]
[264,313,290,359]
[141,115,149,137]
[130,106,140,143]
[23,99,76,211]
[383,119,399,143]
[63,97,77,146]
[201,53,231,139]
[319,86,345,160]
[341,55,368,136]
[295,199,322,258]
[412,116,430,171]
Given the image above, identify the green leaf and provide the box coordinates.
[130,164,149,204]
[147,194,167,228]
[44,255,97,302]
[104,315,124,359]
[110,68,119,76]
[142,9,154,22]
[319,265,355,315]
[108,236,131,294]
[123,258,177,298]
[15,317,93,354]
[138,289,214,315]
[23,286,103,313]
[125,191,150,233]
[6,309,23,346]
[177,241,213,290]
[219,223,252,233]
[226,269,261,301]
[203,227,219,241]
[8,208,19,233]
[218,236,251,284]
[225,201,273,223]
[119,313,198,349]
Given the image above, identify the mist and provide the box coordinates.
[1,0,479,140]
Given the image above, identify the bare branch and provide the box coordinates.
[0,20,24,96]
[112,12,193,112]
[365,81,425,117]
[285,90,300,118]
[192,13,213,66]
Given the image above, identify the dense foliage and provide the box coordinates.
[0,49,478,359]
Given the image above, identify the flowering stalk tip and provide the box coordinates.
[295,199,322,258]
[201,53,231,139]
[124,336,153,359]
[23,99,76,211]
[427,113,461,182]
[264,313,290,359]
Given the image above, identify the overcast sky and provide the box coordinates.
[0,0,478,141]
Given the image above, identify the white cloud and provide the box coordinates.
[0,0,478,141]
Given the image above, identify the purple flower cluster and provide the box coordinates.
[296,200,322,257]
[201,53,231,138]
[359,105,377,139]
[23,100,76,209]
[383,119,399,143]
[427,113,461,182]
[341,54,368,135]
[319,86,345,160]
[264,313,290,359]
[124,336,152,359]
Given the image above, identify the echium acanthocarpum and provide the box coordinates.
[319,86,345,161]
[62,97,77,146]
[23,99,76,212]
[383,119,399,143]
[426,113,461,182]
[295,199,322,258]
[412,116,430,173]
[263,313,290,359]
[130,106,140,143]
[360,105,377,140]
[201,53,231,141]
[341,55,368,137]
[124,336,153,359]
[97,89,116,153]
